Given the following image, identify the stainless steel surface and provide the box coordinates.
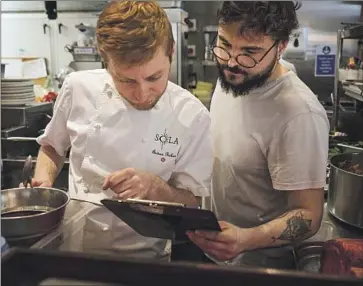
[332,23,363,131]
[328,153,363,229]
[295,241,324,273]
[68,61,103,72]
[169,18,188,88]
[22,155,33,188]
[294,202,363,274]
[30,199,171,261]
[1,102,53,131]
[28,198,362,271]
[30,199,97,251]
[1,102,53,159]
[1,187,70,241]
[333,29,343,131]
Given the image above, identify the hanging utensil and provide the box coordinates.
[22,155,33,188]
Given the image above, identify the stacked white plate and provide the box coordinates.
[1,78,35,106]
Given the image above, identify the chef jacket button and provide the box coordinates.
[107,91,113,98]
[88,155,93,161]
[94,123,101,129]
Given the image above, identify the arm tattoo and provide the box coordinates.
[273,211,312,242]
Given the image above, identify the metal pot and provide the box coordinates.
[1,187,70,241]
[328,153,363,229]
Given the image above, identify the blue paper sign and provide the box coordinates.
[315,45,336,77]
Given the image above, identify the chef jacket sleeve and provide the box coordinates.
[36,76,72,157]
[267,112,329,191]
[168,109,213,197]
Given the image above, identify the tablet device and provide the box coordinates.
[100,198,221,241]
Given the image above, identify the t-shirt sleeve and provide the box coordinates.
[168,109,213,197]
[267,112,329,191]
[36,76,72,156]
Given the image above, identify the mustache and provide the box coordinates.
[220,64,248,75]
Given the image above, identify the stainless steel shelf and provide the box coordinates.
[332,22,363,131]
[342,84,363,102]
[344,90,363,102]
[341,24,363,39]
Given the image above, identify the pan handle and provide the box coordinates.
[337,143,363,152]
[5,137,37,141]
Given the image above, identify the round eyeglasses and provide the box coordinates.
[212,41,277,68]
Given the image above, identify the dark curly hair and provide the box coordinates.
[217,1,301,42]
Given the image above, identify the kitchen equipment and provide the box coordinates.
[22,155,33,188]
[1,102,53,160]
[65,45,101,62]
[328,152,363,229]
[165,8,189,88]
[294,242,324,273]
[1,187,70,242]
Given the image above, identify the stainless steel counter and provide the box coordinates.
[306,202,363,242]
[30,199,171,262]
[30,199,96,251]
[29,200,363,272]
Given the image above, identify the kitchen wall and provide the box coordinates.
[2,0,362,101]
[183,1,362,102]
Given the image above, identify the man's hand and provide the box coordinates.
[19,178,52,188]
[186,221,252,262]
[102,168,158,200]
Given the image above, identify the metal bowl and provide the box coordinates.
[1,187,70,241]
[328,153,363,229]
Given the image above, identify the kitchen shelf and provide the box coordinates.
[342,81,363,102]
[341,24,363,39]
[344,90,363,102]
[332,23,363,131]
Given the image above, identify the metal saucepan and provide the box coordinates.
[1,187,70,241]
[328,152,363,229]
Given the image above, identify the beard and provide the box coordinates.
[217,56,277,97]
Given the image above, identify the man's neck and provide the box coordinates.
[269,62,289,82]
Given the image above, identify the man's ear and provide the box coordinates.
[278,40,289,58]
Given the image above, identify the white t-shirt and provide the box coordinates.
[209,71,329,228]
[207,71,329,266]
[37,69,213,259]
[280,58,297,74]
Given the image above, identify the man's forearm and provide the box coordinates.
[34,145,65,185]
[243,208,322,251]
[147,176,201,207]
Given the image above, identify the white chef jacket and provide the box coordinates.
[37,69,213,259]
